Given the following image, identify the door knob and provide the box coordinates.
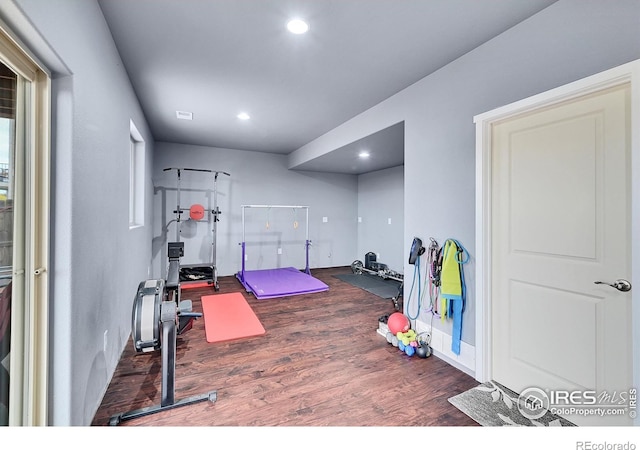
[594,279,632,292]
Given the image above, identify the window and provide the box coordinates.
[129,120,144,228]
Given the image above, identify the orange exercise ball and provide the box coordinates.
[387,312,410,335]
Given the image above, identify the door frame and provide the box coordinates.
[474,59,640,424]
[0,24,50,426]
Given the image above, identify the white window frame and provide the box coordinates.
[129,119,144,228]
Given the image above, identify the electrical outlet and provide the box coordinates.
[388,218,392,225]
[322,217,328,223]
[277,248,282,255]
[103,330,108,352]
[245,254,248,261]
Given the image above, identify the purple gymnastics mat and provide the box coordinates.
[236,266,329,299]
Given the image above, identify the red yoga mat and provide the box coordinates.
[201,292,265,343]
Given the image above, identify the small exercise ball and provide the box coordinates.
[387,312,410,335]
[190,204,205,221]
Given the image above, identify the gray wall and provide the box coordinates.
[290,0,640,355]
[3,0,155,425]
[357,166,404,272]
[152,142,358,280]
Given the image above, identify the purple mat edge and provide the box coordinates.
[236,267,329,299]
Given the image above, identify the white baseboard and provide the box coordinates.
[415,319,475,377]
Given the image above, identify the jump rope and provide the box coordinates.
[407,238,442,323]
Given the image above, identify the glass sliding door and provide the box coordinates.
[0,25,50,426]
[0,61,15,426]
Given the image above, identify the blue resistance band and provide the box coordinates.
[407,255,421,321]
[443,238,469,355]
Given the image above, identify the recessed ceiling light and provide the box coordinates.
[237,112,250,120]
[287,18,309,34]
[358,151,370,159]
[176,110,193,120]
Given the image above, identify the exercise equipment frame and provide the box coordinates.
[351,255,404,312]
[237,204,311,286]
[163,167,230,291]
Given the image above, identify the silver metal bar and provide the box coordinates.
[241,204,309,209]
[164,167,230,177]
[305,207,309,242]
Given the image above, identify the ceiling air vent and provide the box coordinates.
[176,111,193,120]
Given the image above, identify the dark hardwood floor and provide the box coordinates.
[92,266,479,426]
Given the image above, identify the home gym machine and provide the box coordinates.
[163,167,230,291]
[109,241,216,425]
[351,252,404,311]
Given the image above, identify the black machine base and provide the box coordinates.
[110,299,215,425]
[108,390,217,426]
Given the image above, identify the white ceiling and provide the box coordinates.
[98,0,558,175]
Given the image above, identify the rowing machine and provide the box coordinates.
[109,242,216,425]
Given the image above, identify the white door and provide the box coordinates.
[491,83,632,426]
